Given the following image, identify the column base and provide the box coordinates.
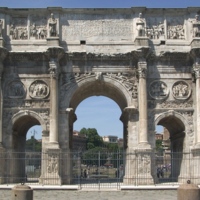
[123,148,155,185]
[123,175,154,185]
[40,147,62,185]
[39,174,62,185]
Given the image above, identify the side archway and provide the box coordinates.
[8,110,47,183]
[155,110,191,182]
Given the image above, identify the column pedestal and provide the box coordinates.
[39,148,61,185]
[123,149,155,185]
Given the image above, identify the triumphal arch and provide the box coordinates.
[0,7,200,185]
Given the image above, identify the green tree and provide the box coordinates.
[26,136,42,152]
[80,128,103,150]
[156,139,163,152]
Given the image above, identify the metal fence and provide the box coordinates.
[0,150,197,189]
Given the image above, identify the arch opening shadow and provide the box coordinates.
[11,115,41,183]
[157,115,185,182]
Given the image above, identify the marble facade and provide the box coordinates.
[0,7,199,185]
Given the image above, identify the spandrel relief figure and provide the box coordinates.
[149,81,168,100]
[191,14,200,37]
[29,80,49,99]
[48,13,57,37]
[172,81,191,100]
[136,13,146,37]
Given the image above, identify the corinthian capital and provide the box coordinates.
[138,61,147,79]
[46,47,65,60]
[49,59,59,79]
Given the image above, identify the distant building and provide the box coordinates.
[72,130,87,151]
[118,138,123,148]
[103,135,118,143]
[155,133,163,140]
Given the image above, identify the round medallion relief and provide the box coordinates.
[149,81,169,100]
[172,81,191,100]
[29,80,49,99]
[7,80,26,98]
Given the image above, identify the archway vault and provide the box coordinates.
[65,75,133,111]
[155,110,186,136]
[12,110,47,135]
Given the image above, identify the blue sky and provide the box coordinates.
[0,0,200,8]
[3,0,199,139]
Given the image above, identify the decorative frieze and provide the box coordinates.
[3,99,50,108]
[61,72,138,99]
[148,100,193,109]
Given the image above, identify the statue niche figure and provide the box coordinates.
[136,13,146,37]
[48,13,57,37]
[192,14,200,37]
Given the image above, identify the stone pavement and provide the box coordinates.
[0,189,177,200]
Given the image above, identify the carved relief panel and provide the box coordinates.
[172,81,191,100]
[10,17,28,40]
[29,80,49,99]
[167,17,185,39]
[30,15,47,39]
[149,80,168,100]
[47,154,58,174]
[146,17,165,39]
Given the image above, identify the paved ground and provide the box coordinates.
[0,189,177,200]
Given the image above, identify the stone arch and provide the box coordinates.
[7,110,47,183]
[155,110,191,147]
[61,75,134,111]
[155,110,191,182]
[12,110,47,133]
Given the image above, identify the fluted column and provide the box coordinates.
[193,61,200,146]
[46,47,64,144]
[49,59,59,143]
[138,60,150,147]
